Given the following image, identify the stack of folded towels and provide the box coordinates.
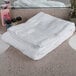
[2,12,75,60]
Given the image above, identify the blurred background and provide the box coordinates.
[0,0,71,8]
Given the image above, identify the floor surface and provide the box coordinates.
[0,26,76,76]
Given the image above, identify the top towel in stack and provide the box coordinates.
[2,12,75,60]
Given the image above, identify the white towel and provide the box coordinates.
[0,34,10,54]
[2,12,75,60]
[8,12,74,48]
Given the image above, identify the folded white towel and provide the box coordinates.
[8,12,73,48]
[2,12,75,60]
[0,34,10,54]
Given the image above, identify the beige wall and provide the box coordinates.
[11,8,71,23]
[0,8,71,27]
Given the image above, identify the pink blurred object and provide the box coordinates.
[1,9,11,26]
[1,0,11,26]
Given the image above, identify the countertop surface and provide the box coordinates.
[0,27,76,76]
